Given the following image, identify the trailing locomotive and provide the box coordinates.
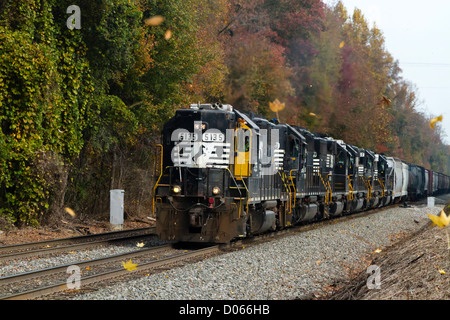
[153,103,450,243]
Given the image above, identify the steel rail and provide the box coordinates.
[0,244,173,285]
[0,227,155,256]
[0,231,157,263]
[1,245,220,300]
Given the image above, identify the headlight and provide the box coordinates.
[212,186,220,195]
[173,186,181,194]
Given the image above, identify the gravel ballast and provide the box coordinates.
[69,204,443,300]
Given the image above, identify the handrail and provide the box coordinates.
[152,143,164,216]
[226,167,243,218]
[377,178,385,198]
[289,169,298,210]
[327,173,332,204]
[347,175,354,201]
[152,165,170,215]
[362,176,372,201]
[318,171,331,205]
[278,171,293,213]
[239,173,250,215]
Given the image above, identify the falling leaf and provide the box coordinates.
[164,29,172,40]
[145,15,164,26]
[438,269,446,275]
[382,96,391,105]
[427,209,450,228]
[122,259,138,271]
[64,207,76,218]
[86,266,91,270]
[309,112,317,117]
[374,248,382,253]
[136,242,145,248]
[430,115,443,129]
[339,41,345,48]
[269,99,286,112]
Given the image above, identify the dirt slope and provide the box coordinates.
[327,198,450,300]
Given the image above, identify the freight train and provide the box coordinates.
[153,103,450,243]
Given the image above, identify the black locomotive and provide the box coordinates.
[153,103,450,243]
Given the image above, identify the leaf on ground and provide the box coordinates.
[122,259,138,271]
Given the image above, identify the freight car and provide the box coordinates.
[153,103,450,243]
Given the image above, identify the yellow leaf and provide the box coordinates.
[136,242,145,248]
[430,115,443,128]
[339,41,345,48]
[145,15,164,26]
[374,248,382,253]
[64,207,76,217]
[427,210,450,228]
[438,269,446,275]
[269,99,285,112]
[122,259,138,271]
[164,29,172,40]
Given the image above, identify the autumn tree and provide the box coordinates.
[0,0,93,226]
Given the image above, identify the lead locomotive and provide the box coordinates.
[153,103,450,243]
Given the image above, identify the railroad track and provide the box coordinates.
[0,201,427,300]
[0,244,220,300]
[0,227,155,262]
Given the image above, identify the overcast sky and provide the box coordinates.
[325,0,450,144]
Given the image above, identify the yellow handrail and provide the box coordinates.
[278,171,292,213]
[226,167,243,218]
[318,171,332,205]
[239,173,250,215]
[152,166,169,216]
[152,144,164,216]
[377,178,385,198]
[327,174,332,204]
[289,169,298,210]
[347,175,354,201]
[362,176,372,201]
